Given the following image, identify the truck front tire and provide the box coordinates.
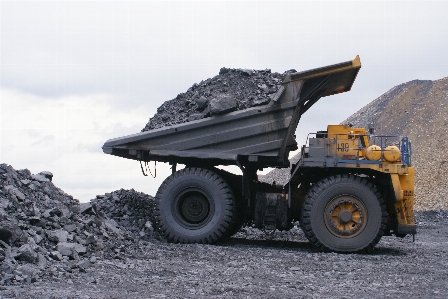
[300,175,386,253]
[155,167,235,244]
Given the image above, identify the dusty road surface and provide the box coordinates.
[1,211,447,299]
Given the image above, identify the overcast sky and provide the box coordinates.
[1,1,447,202]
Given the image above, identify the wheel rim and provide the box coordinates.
[324,195,367,238]
[181,193,209,223]
[173,187,213,228]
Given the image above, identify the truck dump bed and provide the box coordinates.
[102,56,361,168]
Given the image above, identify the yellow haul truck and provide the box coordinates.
[291,124,415,252]
[103,56,416,253]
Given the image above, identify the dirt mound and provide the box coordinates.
[262,77,448,210]
[142,67,295,131]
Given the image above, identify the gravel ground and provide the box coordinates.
[2,211,447,299]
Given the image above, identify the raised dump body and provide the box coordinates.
[102,56,361,168]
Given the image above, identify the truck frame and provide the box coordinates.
[102,56,416,253]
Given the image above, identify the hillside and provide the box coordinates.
[263,77,448,210]
[344,77,448,210]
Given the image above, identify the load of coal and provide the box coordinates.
[0,163,156,285]
[142,67,296,131]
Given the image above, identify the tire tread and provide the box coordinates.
[155,167,235,244]
[300,175,387,253]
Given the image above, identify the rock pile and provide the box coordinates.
[262,77,448,210]
[0,164,156,285]
[142,67,295,131]
[91,189,155,239]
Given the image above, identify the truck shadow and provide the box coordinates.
[219,237,407,256]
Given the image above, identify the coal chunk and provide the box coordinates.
[209,96,238,115]
[0,226,12,243]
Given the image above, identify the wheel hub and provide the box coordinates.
[180,193,210,223]
[325,196,367,238]
[338,209,352,223]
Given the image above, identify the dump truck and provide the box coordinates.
[102,56,416,253]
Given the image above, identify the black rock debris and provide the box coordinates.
[142,67,296,131]
[0,164,157,285]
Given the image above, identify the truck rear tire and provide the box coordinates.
[300,175,386,253]
[155,167,235,244]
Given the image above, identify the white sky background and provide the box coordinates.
[1,1,447,202]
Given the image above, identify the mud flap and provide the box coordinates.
[397,224,417,235]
